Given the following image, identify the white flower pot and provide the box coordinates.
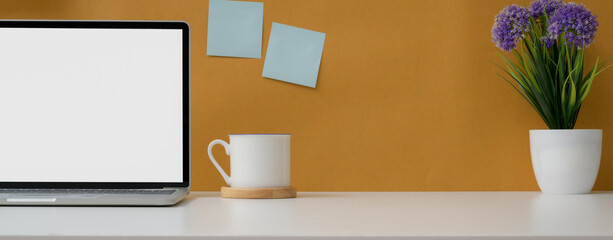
[529,129,602,194]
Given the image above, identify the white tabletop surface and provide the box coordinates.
[0,191,612,239]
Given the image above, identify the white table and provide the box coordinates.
[1,192,612,239]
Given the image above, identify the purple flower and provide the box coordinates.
[492,5,530,51]
[528,0,562,18]
[545,2,598,48]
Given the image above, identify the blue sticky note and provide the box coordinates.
[262,23,326,88]
[207,0,263,58]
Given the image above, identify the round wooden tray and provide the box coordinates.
[221,186,297,199]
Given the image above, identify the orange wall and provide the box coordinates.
[1,0,612,191]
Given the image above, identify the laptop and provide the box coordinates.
[0,20,190,206]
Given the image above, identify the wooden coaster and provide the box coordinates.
[221,186,297,199]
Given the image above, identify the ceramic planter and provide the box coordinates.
[529,129,602,194]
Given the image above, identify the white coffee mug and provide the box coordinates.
[207,134,291,188]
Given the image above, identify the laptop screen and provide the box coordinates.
[0,22,189,187]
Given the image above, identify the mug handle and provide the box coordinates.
[207,139,232,186]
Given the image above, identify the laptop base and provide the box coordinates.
[0,188,188,206]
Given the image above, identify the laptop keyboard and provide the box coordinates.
[0,189,176,195]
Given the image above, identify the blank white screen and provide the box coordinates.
[0,28,183,182]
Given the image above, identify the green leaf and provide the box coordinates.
[569,80,577,112]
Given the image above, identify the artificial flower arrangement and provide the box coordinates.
[492,0,609,129]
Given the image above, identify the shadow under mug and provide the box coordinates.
[207,134,291,188]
